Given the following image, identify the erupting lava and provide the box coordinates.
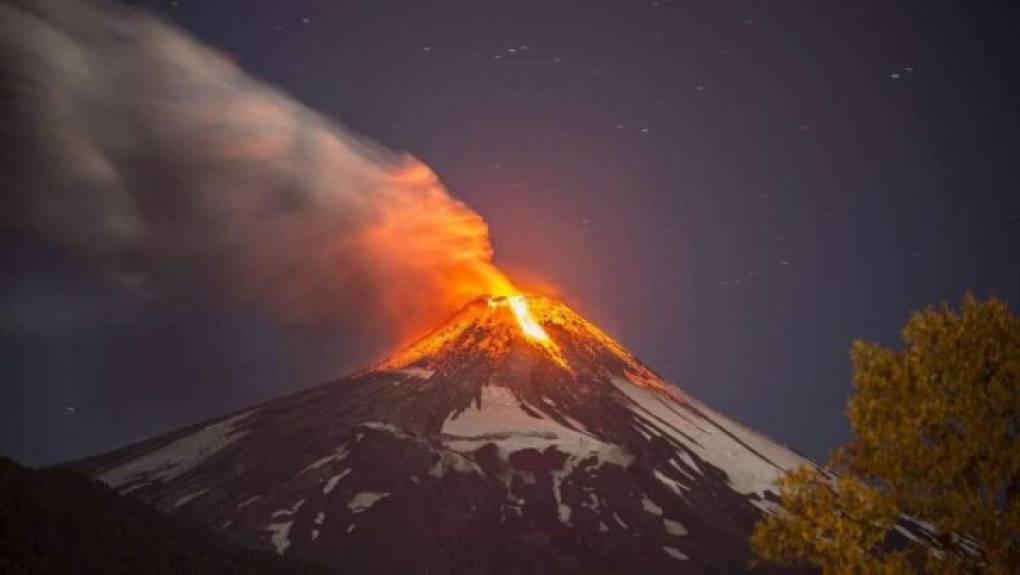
[487,294,570,368]
[490,295,550,341]
[382,293,585,372]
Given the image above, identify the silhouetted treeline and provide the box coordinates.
[0,456,329,574]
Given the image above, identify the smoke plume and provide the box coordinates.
[0,0,514,340]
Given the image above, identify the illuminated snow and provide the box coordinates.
[442,383,632,526]
[360,421,410,436]
[611,375,809,508]
[299,444,350,476]
[674,450,700,474]
[266,521,293,555]
[442,385,630,465]
[348,491,390,513]
[663,546,688,561]
[323,469,351,494]
[172,488,208,508]
[641,494,663,516]
[271,499,305,518]
[389,367,435,383]
[664,518,688,536]
[237,495,261,509]
[654,468,689,496]
[613,513,629,530]
[98,410,256,491]
[429,451,482,478]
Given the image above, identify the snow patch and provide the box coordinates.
[613,513,630,530]
[441,384,633,527]
[348,491,390,513]
[323,469,351,494]
[633,426,654,441]
[299,444,350,476]
[674,451,701,474]
[442,384,632,465]
[654,469,689,496]
[641,494,663,516]
[360,421,409,436]
[172,488,208,508]
[237,495,261,509]
[266,521,293,555]
[98,410,256,491]
[429,450,482,478]
[664,518,688,536]
[663,546,688,561]
[271,499,305,518]
[390,367,435,382]
[611,376,809,506]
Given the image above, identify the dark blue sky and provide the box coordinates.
[2,0,1017,466]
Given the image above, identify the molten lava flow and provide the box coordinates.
[506,295,550,341]
[485,295,570,369]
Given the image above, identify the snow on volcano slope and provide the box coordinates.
[75,296,813,574]
[442,384,631,465]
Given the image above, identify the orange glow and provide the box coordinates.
[486,294,569,369]
[506,295,550,341]
[347,157,522,341]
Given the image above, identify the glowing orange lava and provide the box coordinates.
[486,294,569,369]
[506,295,550,341]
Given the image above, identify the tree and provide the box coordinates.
[751,295,1020,574]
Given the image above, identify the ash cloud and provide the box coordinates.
[0,0,512,340]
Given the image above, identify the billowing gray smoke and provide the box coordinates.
[0,0,514,340]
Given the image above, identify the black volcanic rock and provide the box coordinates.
[72,295,813,573]
[0,456,327,574]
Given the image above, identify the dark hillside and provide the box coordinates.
[0,456,328,574]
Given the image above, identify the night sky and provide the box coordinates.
[2,0,1018,467]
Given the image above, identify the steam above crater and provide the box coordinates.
[0,0,516,341]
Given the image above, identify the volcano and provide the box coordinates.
[73,295,811,573]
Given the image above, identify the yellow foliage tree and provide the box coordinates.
[751,296,1020,574]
